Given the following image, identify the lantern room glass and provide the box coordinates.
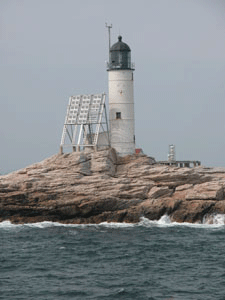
[109,51,131,69]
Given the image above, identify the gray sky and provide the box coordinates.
[1,0,225,173]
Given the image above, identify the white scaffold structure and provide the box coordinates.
[60,93,110,153]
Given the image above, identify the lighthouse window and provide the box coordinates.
[116,112,121,119]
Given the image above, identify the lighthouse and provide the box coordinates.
[107,36,135,156]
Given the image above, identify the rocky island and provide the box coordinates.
[1,148,225,224]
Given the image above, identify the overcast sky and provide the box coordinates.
[1,0,225,173]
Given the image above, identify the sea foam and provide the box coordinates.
[140,214,225,228]
[1,214,225,230]
[203,213,225,225]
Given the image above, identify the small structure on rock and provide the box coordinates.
[157,144,201,168]
[168,144,176,162]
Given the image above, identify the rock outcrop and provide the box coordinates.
[1,148,225,224]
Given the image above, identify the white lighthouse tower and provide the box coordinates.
[107,35,135,156]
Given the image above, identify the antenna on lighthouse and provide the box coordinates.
[105,23,112,60]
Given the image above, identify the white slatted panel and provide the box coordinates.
[88,94,102,123]
[78,95,91,124]
[66,96,81,124]
[65,94,103,125]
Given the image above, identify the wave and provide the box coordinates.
[1,214,225,230]
[139,215,225,228]
[0,220,135,230]
[202,214,225,225]
[140,214,225,228]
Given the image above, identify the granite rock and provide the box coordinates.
[1,148,225,224]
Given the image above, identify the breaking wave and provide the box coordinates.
[1,214,225,229]
[203,213,225,225]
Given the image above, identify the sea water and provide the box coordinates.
[1,216,225,300]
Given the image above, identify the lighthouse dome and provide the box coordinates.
[108,36,133,70]
[110,35,131,52]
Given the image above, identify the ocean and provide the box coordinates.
[1,216,225,300]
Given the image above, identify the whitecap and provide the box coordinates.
[0,220,80,230]
[25,221,71,228]
[98,221,135,228]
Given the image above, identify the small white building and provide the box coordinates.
[107,36,135,156]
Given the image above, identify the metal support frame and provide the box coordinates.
[60,93,110,153]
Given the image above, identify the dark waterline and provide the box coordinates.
[1,219,225,300]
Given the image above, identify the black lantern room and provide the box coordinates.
[108,36,134,70]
